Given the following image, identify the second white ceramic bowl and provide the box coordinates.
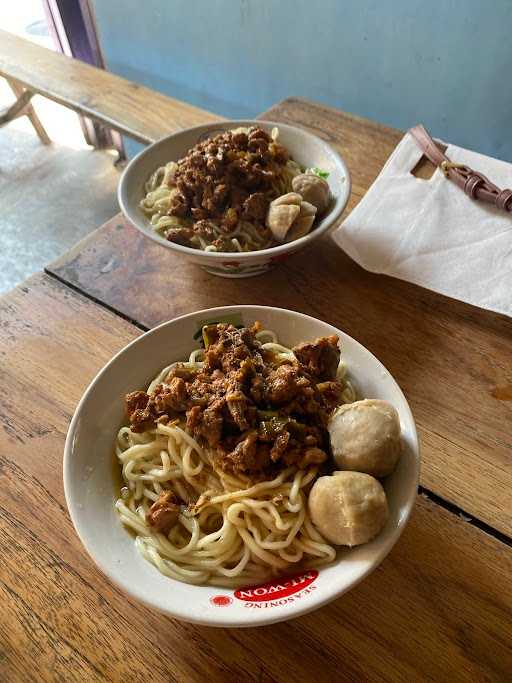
[64,305,420,628]
[118,121,351,277]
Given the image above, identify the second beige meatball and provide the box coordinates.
[328,399,402,477]
[308,471,389,546]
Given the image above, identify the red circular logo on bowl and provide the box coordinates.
[234,570,318,602]
[210,595,233,607]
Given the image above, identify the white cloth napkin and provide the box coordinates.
[332,133,512,317]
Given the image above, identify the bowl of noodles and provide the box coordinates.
[118,121,351,277]
[64,306,419,627]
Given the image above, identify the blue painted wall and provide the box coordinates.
[91,0,512,161]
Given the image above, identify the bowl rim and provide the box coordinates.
[117,120,352,259]
[64,305,420,627]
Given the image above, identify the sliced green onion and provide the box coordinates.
[202,324,221,349]
[312,167,330,179]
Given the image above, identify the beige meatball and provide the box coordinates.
[309,471,388,546]
[328,399,402,477]
[292,173,331,214]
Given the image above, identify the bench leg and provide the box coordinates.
[5,79,51,145]
[0,89,33,123]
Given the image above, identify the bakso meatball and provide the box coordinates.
[328,399,402,478]
[308,471,388,546]
[292,173,331,214]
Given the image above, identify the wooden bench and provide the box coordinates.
[0,29,221,146]
[0,77,51,144]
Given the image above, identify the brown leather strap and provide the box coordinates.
[408,124,512,213]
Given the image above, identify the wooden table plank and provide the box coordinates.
[0,29,221,144]
[1,274,512,682]
[47,98,512,538]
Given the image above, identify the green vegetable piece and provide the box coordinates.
[259,416,290,440]
[312,167,330,179]
[193,313,245,341]
[201,324,219,349]
[287,420,306,437]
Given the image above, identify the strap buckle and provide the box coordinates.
[440,160,466,177]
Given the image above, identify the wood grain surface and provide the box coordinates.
[0,29,221,144]
[48,98,512,537]
[1,273,512,682]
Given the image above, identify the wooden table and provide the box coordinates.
[1,97,511,682]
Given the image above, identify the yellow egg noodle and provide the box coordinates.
[115,330,356,587]
[139,127,302,253]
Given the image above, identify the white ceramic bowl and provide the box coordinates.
[118,121,351,277]
[64,306,419,627]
